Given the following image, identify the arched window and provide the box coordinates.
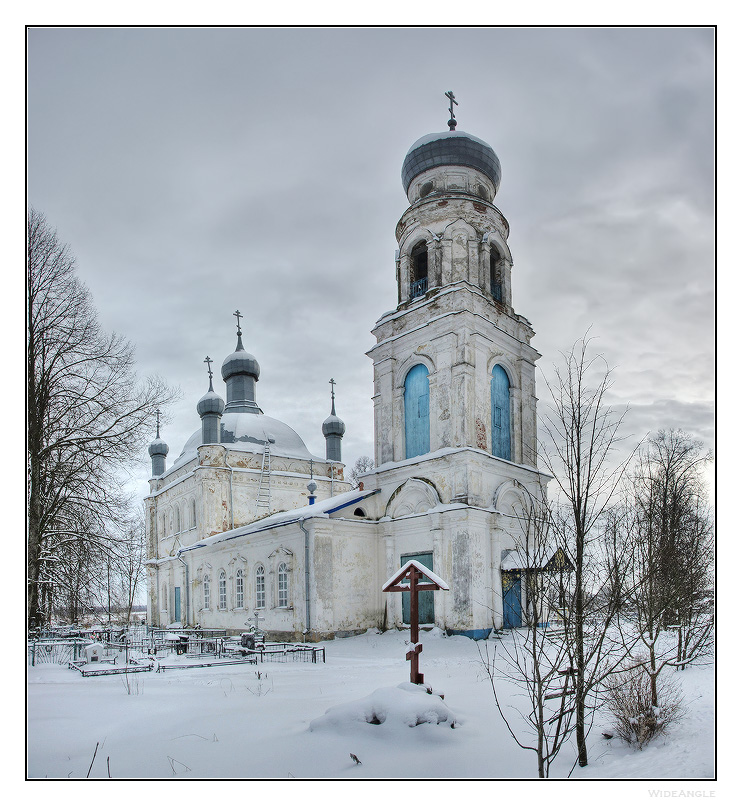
[168,509,173,535]
[218,570,227,610]
[162,583,168,614]
[174,506,180,534]
[203,574,211,610]
[278,562,289,608]
[353,507,366,517]
[404,364,430,459]
[490,250,502,302]
[190,499,197,529]
[159,514,165,539]
[491,365,511,461]
[236,569,244,609]
[255,565,265,609]
[410,240,428,299]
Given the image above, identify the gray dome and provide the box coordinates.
[221,349,260,381]
[148,437,169,457]
[402,130,501,195]
[322,413,346,437]
[197,389,225,417]
[171,410,321,470]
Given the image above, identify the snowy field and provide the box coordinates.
[26,628,715,788]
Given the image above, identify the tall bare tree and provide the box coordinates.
[481,490,577,778]
[539,334,636,768]
[27,208,176,628]
[623,430,713,700]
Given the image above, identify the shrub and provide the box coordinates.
[606,665,686,749]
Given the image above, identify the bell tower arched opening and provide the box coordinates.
[490,249,503,303]
[410,240,429,300]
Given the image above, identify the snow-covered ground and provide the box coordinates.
[27,628,715,787]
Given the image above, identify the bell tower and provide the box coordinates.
[368,98,541,498]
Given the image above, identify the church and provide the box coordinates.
[145,102,550,640]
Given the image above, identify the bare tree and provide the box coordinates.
[348,455,374,489]
[27,208,176,628]
[539,334,637,768]
[481,491,577,778]
[623,430,714,701]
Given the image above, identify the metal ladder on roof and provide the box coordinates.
[256,443,271,510]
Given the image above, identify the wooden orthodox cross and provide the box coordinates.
[382,561,449,685]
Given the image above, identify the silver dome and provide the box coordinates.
[171,410,322,469]
[402,130,501,195]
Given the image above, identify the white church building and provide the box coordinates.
[145,107,550,640]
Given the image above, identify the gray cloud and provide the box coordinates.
[28,27,715,496]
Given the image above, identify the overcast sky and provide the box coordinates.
[27,27,715,499]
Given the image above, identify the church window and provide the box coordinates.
[278,562,289,608]
[190,499,197,529]
[410,240,429,299]
[420,181,434,198]
[218,570,227,610]
[162,583,168,614]
[491,365,511,460]
[490,251,503,302]
[203,574,211,610]
[236,569,244,609]
[404,364,430,459]
[174,506,180,534]
[256,565,266,609]
[159,514,165,539]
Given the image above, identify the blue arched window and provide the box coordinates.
[404,364,430,459]
[491,365,511,461]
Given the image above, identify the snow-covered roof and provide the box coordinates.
[500,547,574,571]
[169,410,323,471]
[179,488,380,554]
[382,560,450,592]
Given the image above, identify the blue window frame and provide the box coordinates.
[404,364,430,459]
[491,365,511,460]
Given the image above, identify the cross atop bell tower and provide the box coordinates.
[368,110,540,478]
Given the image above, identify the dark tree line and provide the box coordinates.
[27,209,176,628]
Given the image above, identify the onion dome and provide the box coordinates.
[148,409,169,457]
[402,130,501,196]
[322,411,346,437]
[149,409,169,476]
[198,356,226,417]
[148,437,169,457]
[221,326,260,382]
[322,379,346,437]
[197,388,225,417]
[322,379,345,463]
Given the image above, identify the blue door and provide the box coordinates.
[491,365,511,460]
[401,552,435,625]
[404,365,430,459]
[174,586,181,623]
[502,571,521,628]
